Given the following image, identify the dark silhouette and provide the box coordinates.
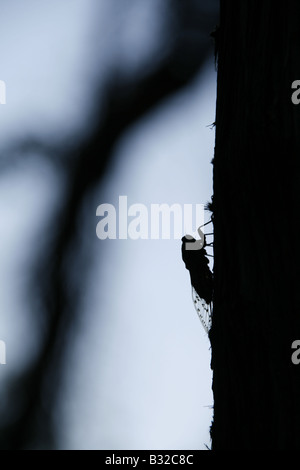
[181,231,213,334]
[210,0,300,450]
[181,234,213,306]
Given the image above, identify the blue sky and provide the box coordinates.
[0,0,216,449]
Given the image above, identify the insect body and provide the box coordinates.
[181,223,213,333]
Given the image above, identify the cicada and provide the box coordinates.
[181,220,213,334]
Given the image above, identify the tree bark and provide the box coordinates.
[210,0,300,449]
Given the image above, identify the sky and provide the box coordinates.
[0,0,217,450]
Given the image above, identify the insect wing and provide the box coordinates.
[192,286,212,334]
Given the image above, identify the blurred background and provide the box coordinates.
[0,0,219,450]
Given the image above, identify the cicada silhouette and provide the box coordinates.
[181,220,213,334]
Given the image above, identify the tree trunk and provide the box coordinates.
[210,0,300,449]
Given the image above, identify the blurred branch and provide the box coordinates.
[0,0,219,449]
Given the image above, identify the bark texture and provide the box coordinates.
[210,0,300,450]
